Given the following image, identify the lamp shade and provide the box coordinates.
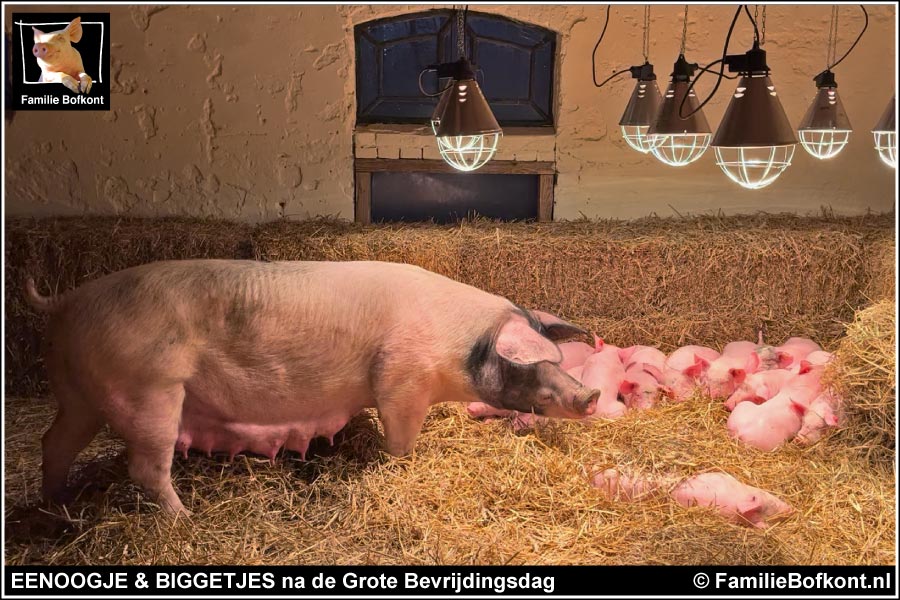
[435,78,501,138]
[434,77,502,172]
[712,74,797,189]
[648,78,712,166]
[798,73,852,160]
[872,95,896,168]
[619,78,663,153]
[712,75,797,147]
[430,86,452,135]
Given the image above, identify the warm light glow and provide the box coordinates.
[714,145,795,189]
[650,132,711,166]
[799,129,852,160]
[873,131,897,168]
[436,132,502,171]
[621,125,663,153]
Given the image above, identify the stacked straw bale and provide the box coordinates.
[4,213,894,396]
[827,300,896,464]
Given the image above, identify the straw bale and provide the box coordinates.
[5,213,892,395]
[827,300,896,464]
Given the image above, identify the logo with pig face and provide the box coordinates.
[32,18,92,94]
[9,12,110,111]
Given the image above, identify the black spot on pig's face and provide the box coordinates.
[490,361,581,414]
[466,320,597,419]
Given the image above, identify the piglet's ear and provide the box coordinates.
[529,310,587,341]
[683,362,704,379]
[33,27,45,42]
[684,355,709,378]
[65,17,83,43]
[618,380,637,395]
[789,400,807,416]
[593,334,604,352]
[642,364,663,382]
[776,351,794,369]
[797,360,813,375]
[495,316,563,365]
[745,352,760,373]
[737,495,763,521]
[618,346,637,363]
[729,367,747,386]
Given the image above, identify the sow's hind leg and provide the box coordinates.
[105,384,191,515]
[41,381,105,504]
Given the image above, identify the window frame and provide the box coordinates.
[354,10,558,128]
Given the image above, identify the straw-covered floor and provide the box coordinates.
[3,214,895,565]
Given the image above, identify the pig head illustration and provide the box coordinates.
[32,17,92,94]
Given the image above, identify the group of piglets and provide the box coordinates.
[469,334,843,451]
[468,333,843,529]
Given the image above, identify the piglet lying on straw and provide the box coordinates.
[592,468,794,529]
[661,345,721,401]
[726,357,843,450]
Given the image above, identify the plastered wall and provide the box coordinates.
[3,4,897,222]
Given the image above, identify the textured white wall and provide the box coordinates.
[3,4,897,221]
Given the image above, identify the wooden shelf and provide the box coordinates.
[354,158,556,176]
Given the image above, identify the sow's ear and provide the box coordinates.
[529,309,587,341]
[64,17,83,43]
[495,315,563,365]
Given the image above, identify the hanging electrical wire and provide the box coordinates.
[418,5,470,97]
[642,5,651,62]
[826,6,839,69]
[744,5,760,43]
[591,5,632,89]
[814,5,868,79]
[677,5,743,120]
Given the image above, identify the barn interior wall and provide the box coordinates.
[3,4,896,222]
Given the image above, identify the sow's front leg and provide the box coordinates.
[371,349,436,457]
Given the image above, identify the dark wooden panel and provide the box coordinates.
[538,173,554,222]
[355,171,372,224]
[355,158,555,175]
[371,171,539,223]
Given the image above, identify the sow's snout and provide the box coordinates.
[522,362,601,419]
[545,385,600,419]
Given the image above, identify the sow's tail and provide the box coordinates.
[24,277,60,313]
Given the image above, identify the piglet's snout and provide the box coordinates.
[33,44,50,58]
[575,389,600,416]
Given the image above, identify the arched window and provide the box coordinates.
[355,10,556,127]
